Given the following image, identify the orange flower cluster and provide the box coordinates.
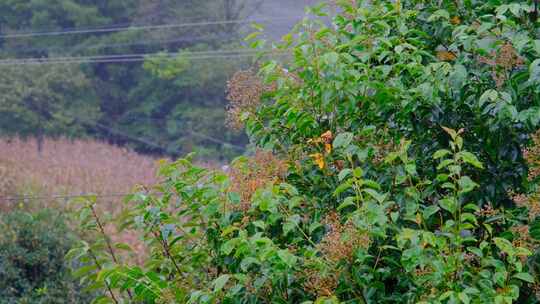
[479,42,524,87]
[228,150,288,212]
[318,212,371,263]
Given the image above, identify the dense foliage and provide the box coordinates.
[0,209,92,303]
[69,0,540,303]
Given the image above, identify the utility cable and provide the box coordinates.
[7,32,238,54]
[0,193,134,202]
[0,52,287,66]
[0,17,296,39]
[0,48,264,63]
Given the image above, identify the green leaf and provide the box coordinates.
[458,151,483,169]
[334,181,352,196]
[494,237,515,256]
[221,226,240,237]
[530,59,540,83]
[240,257,260,272]
[322,52,339,65]
[458,292,470,304]
[333,132,354,149]
[213,274,231,292]
[338,169,352,181]
[72,265,96,279]
[439,198,457,214]
[363,188,387,203]
[252,220,266,230]
[433,149,451,159]
[228,192,241,204]
[337,197,356,211]
[513,272,535,283]
[530,217,540,240]
[277,249,297,267]
[423,205,440,220]
[458,176,478,193]
[244,31,262,41]
[441,126,457,140]
[437,159,455,170]
[428,9,450,22]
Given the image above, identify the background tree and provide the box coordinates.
[0,0,293,160]
[0,65,98,151]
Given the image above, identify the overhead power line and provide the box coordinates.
[0,49,264,63]
[10,32,237,54]
[0,193,134,202]
[0,17,296,39]
[0,50,287,66]
[0,54,257,65]
[71,115,246,153]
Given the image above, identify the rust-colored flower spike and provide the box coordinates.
[226,69,276,130]
[524,130,540,181]
[479,42,524,88]
[228,150,288,212]
[303,268,338,297]
[317,212,371,263]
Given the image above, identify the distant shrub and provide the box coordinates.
[0,209,92,303]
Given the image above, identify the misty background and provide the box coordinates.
[0,0,319,161]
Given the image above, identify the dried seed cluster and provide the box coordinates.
[226,69,276,130]
[511,225,538,252]
[303,212,371,297]
[524,130,540,181]
[318,212,371,263]
[510,130,540,220]
[303,268,339,297]
[479,42,524,87]
[228,150,288,212]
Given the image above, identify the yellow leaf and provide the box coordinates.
[450,16,461,25]
[325,143,332,154]
[310,153,325,170]
[436,50,456,62]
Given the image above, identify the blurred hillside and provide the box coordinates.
[0,0,317,161]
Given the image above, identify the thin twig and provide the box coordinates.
[90,204,133,300]
[88,249,120,304]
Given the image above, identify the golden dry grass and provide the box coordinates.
[0,137,160,211]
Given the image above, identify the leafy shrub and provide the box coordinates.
[69,1,540,303]
[0,209,92,303]
[241,0,540,205]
